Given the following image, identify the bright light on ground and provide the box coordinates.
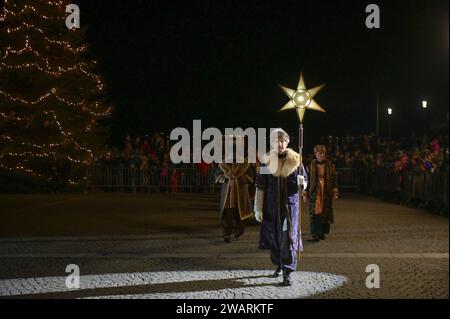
[0,270,348,299]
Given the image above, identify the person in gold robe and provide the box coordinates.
[216,136,255,243]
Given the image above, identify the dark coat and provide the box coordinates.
[305,159,337,224]
[256,149,307,252]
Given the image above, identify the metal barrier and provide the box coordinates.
[88,166,359,192]
[365,167,449,215]
[87,165,448,214]
[335,168,360,190]
[88,166,220,193]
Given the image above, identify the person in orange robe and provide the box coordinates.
[304,145,338,242]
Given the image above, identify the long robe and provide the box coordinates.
[306,159,337,225]
[255,149,306,252]
[217,161,254,221]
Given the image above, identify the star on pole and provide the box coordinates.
[278,72,326,123]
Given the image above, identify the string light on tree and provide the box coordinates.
[0,0,112,188]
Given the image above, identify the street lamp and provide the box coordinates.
[387,107,392,137]
[422,100,428,109]
[422,100,428,136]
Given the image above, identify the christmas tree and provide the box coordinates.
[0,0,112,191]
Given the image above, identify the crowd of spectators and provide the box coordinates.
[94,132,170,170]
[90,132,448,206]
[92,132,449,174]
[93,132,449,174]
[309,134,449,214]
[91,132,215,193]
[307,134,449,175]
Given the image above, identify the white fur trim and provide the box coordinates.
[265,148,300,177]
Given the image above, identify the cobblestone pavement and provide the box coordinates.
[0,193,448,299]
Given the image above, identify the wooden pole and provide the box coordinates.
[297,123,304,260]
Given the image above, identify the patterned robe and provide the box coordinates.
[305,159,337,224]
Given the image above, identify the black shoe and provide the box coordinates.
[271,266,282,278]
[282,270,293,286]
[223,236,231,243]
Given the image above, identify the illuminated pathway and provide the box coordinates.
[0,270,348,299]
[0,193,448,298]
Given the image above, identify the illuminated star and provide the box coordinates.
[278,72,326,123]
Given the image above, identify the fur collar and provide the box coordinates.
[265,148,300,177]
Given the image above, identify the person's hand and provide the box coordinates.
[254,210,263,222]
[332,188,339,200]
[215,175,225,184]
[254,189,264,222]
[297,175,307,191]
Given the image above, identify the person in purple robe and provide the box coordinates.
[254,129,308,286]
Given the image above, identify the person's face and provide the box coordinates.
[315,150,326,162]
[278,138,288,153]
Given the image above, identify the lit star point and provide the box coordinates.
[278,72,326,123]
[278,84,295,99]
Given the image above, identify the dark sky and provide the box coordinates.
[74,0,448,144]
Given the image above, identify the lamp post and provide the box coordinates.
[387,107,392,138]
[422,100,428,137]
